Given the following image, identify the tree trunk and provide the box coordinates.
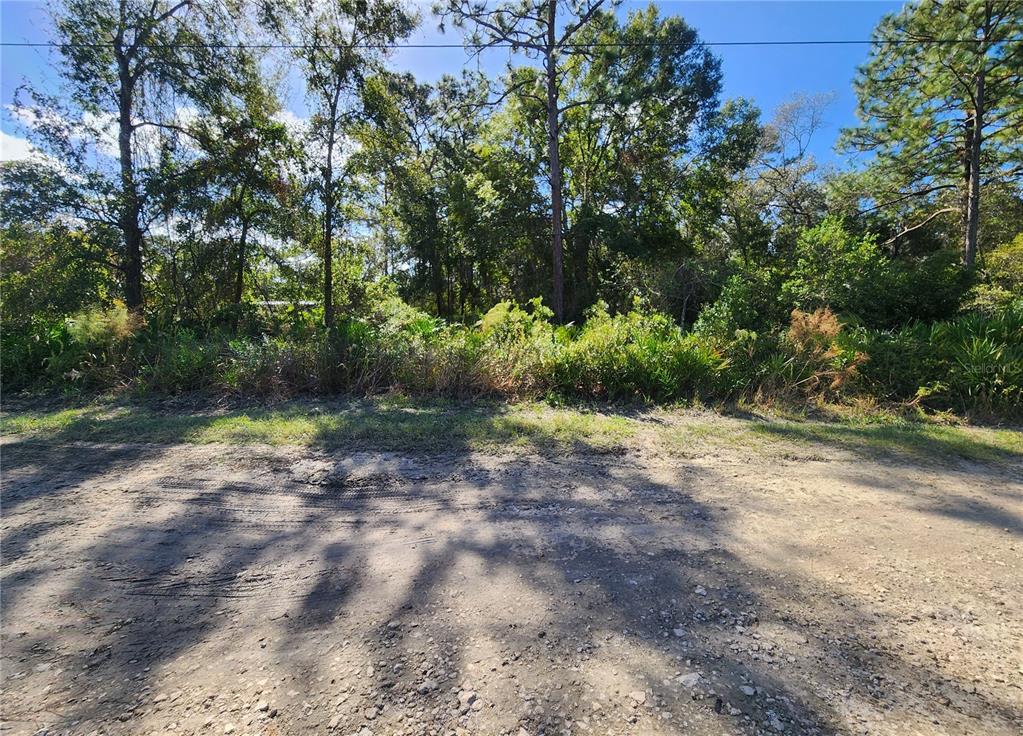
[229,216,250,332]
[545,0,565,323]
[963,32,986,269]
[323,122,337,329]
[235,216,249,306]
[432,249,444,316]
[234,185,250,307]
[171,251,179,322]
[116,52,144,311]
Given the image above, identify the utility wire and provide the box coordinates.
[1,38,1020,50]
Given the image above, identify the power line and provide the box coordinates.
[1,38,1019,50]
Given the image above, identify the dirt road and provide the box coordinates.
[2,418,1021,736]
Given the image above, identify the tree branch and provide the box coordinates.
[882,207,958,245]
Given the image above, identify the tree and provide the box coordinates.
[0,161,119,327]
[288,0,415,327]
[18,0,245,311]
[354,71,522,317]
[540,6,755,320]
[192,61,299,316]
[842,0,1023,268]
[717,93,833,265]
[437,0,614,322]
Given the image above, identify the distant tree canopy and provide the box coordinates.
[2,0,1021,333]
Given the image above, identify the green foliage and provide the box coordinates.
[0,223,118,330]
[553,302,726,401]
[479,298,553,341]
[782,218,966,327]
[136,330,223,394]
[921,307,1023,414]
[66,303,141,345]
[783,218,892,322]
[986,233,1023,291]
[0,319,73,392]
[853,303,1023,415]
[765,308,866,401]
[965,234,1023,314]
[4,1,1020,423]
[693,269,786,338]
[27,304,143,390]
[5,293,1020,417]
[840,0,1022,261]
[710,309,866,404]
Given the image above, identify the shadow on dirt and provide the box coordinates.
[750,420,1022,469]
[2,401,1020,735]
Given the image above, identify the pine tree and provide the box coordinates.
[843,0,1023,268]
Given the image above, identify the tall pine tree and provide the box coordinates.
[843,0,1023,268]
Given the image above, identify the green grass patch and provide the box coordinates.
[3,399,1019,466]
[0,399,636,454]
[749,419,1022,465]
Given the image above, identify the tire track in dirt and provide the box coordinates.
[2,438,1020,736]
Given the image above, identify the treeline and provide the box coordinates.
[1,0,1022,415]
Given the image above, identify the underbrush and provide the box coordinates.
[3,297,1020,419]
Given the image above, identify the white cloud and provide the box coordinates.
[82,111,120,157]
[6,103,205,160]
[275,109,352,171]
[6,104,63,131]
[0,130,39,162]
[6,103,120,157]
[274,109,310,136]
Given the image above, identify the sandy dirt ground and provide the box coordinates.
[2,421,1021,736]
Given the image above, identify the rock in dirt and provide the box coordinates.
[677,673,701,689]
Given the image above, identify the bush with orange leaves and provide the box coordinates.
[756,308,868,402]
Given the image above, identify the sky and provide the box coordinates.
[0,0,904,167]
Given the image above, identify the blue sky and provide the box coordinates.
[0,0,903,166]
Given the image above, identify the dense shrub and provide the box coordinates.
[136,330,224,393]
[987,234,1023,292]
[0,317,74,391]
[0,225,119,332]
[782,218,966,327]
[42,303,144,389]
[713,309,865,403]
[553,301,726,401]
[3,295,1019,417]
[963,234,1023,315]
[853,303,1023,414]
[693,269,787,339]
[782,219,892,323]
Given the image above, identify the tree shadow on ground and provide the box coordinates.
[749,420,1022,469]
[1,401,1020,735]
